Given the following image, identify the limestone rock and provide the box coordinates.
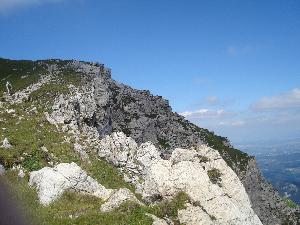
[178,204,214,225]
[97,132,262,225]
[5,109,15,114]
[100,188,142,212]
[29,162,112,205]
[146,214,169,225]
[98,132,138,167]
[1,138,12,149]
[74,143,89,161]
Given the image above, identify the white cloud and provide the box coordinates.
[180,88,300,143]
[219,120,246,127]
[0,0,64,14]
[252,88,300,111]
[180,108,233,120]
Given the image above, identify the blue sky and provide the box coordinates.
[0,0,300,144]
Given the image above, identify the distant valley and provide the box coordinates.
[237,139,300,205]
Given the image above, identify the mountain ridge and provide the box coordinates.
[0,58,299,224]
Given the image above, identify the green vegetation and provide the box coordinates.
[198,155,210,163]
[0,58,46,96]
[186,122,252,172]
[177,117,252,172]
[1,171,190,225]
[148,192,189,221]
[207,168,222,187]
[283,198,298,209]
[158,138,171,149]
[202,129,251,172]
[0,102,79,170]
[83,157,137,192]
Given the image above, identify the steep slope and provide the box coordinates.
[0,58,299,224]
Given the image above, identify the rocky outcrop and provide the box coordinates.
[178,203,215,225]
[97,132,262,225]
[100,188,142,212]
[29,162,141,212]
[3,64,55,104]
[29,162,113,205]
[146,214,169,225]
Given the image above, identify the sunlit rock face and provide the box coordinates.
[96,132,262,225]
[29,162,113,205]
[29,162,141,211]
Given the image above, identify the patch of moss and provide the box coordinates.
[158,138,171,149]
[207,168,222,187]
[198,155,210,163]
[148,192,190,220]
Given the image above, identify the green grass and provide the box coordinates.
[1,171,190,225]
[283,198,298,209]
[0,102,80,169]
[0,58,46,96]
[201,129,251,172]
[186,122,252,172]
[176,117,252,173]
[82,157,138,193]
[148,192,190,221]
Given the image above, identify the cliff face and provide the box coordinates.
[0,58,299,224]
[79,61,298,225]
[241,158,299,225]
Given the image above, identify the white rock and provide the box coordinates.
[146,214,169,225]
[136,142,161,168]
[29,162,113,205]
[178,203,214,225]
[18,169,25,178]
[74,143,89,160]
[97,132,262,225]
[1,138,12,149]
[100,188,142,212]
[98,132,138,166]
[5,71,53,104]
[5,109,15,114]
[41,146,48,152]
